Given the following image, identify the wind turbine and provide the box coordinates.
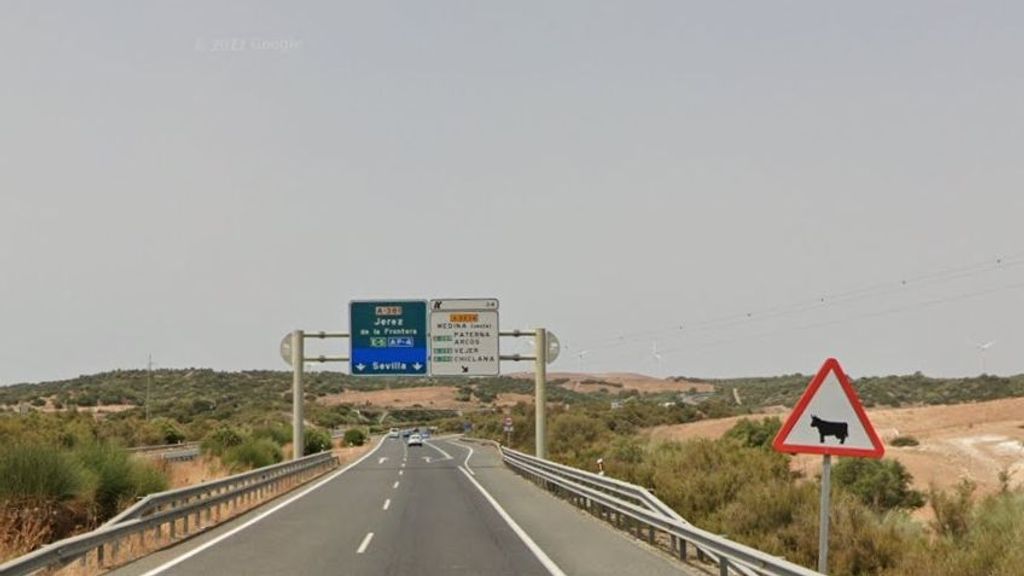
[649,342,663,373]
[974,340,996,374]
[576,350,589,373]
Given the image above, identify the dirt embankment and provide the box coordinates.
[645,397,1024,495]
[317,386,529,411]
[511,372,713,394]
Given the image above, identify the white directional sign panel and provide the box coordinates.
[429,299,500,376]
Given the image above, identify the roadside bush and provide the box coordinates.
[0,442,87,503]
[832,458,925,512]
[890,435,920,447]
[343,429,366,447]
[201,427,245,457]
[633,439,792,525]
[896,488,1024,576]
[304,428,332,454]
[929,479,976,538]
[223,438,282,471]
[548,413,610,469]
[723,417,782,449]
[153,418,187,444]
[75,442,168,519]
[253,422,292,446]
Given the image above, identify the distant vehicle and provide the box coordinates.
[401,429,411,438]
[420,429,431,439]
[407,433,423,447]
[388,428,399,438]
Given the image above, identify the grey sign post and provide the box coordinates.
[499,328,559,459]
[281,330,349,460]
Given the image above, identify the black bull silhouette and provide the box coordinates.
[810,415,848,444]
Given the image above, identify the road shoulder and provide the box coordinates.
[447,440,702,576]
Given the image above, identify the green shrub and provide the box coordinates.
[723,417,782,449]
[201,427,245,457]
[627,439,792,526]
[929,479,976,538]
[304,428,332,454]
[890,435,920,447]
[153,418,187,444]
[253,423,292,446]
[832,458,925,512]
[343,429,366,447]
[0,442,88,503]
[223,438,282,471]
[75,442,168,519]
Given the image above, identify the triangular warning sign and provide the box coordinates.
[772,358,885,458]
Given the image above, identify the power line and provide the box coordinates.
[658,277,1024,356]
[571,250,1024,356]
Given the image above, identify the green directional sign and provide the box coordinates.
[349,300,428,376]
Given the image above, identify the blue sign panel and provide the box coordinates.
[349,300,428,376]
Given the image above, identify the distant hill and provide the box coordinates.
[510,372,713,394]
[5,368,1023,429]
[687,372,1024,410]
[0,369,599,426]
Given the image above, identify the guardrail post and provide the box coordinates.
[648,526,655,544]
[719,557,729,576]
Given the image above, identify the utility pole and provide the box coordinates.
[146,355,153,421]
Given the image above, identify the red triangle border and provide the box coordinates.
[772,358,885,459]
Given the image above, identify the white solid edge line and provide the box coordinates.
[425,440,453,461]
[458,466,567,576]
[356,532,374,554]
[456,441,476,475]
[138,437,388,576]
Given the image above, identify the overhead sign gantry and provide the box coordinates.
[281,297,558,460]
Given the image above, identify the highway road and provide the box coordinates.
[111,437,695,576]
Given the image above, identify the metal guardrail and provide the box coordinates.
[126,441,200,454]
[160,447,200,462]
[501,448,688,524]
[126,442,201,461]
[500,447,822,576]
[0,451,339,576]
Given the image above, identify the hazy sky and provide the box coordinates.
[2,2,1023,384]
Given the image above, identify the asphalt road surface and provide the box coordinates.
[111,437,695,576]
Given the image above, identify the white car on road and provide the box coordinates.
[407,433,423,447]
